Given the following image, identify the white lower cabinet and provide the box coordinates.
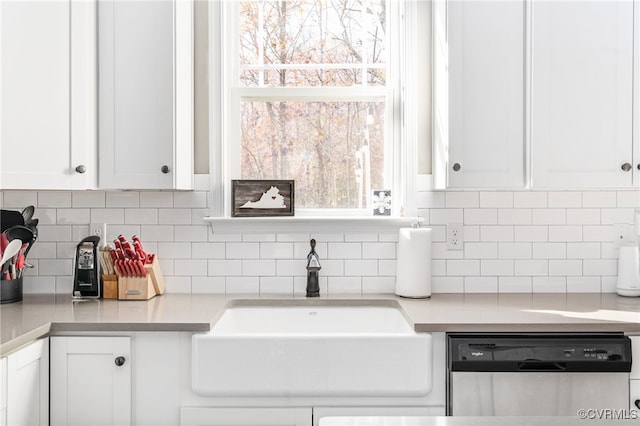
[50,336,131,426]
[180,407,312,426]
[5,338,49,426]
[0,357,6,426]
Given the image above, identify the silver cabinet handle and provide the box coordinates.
[452,163,461,172]
[75,165,87,174]
[621,163,632,172]
[161,165,170,174]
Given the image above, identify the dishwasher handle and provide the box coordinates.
[517,360,567,371]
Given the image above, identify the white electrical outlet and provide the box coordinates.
[89,223,107,242]
[447,223,464,250]
[612,224,635,248]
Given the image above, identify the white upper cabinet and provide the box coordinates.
[446,0,525,188]
[0,0,96,190]
[530,0,634,188]
[98,0,194,190]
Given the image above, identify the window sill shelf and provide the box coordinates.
[203,216,425,234]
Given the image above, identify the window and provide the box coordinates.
[211,0,418,217]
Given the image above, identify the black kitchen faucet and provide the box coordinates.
[306,239,321,297]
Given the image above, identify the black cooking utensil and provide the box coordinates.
[21,206,35,224]
[1,210,24,233]
[5,225,34,245]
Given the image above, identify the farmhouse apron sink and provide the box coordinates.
[192,300,433,397]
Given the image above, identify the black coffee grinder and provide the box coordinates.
[73,235,101,298]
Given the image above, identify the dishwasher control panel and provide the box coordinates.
[448,333,632,372]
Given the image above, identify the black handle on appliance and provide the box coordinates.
[634,400,640,410]
[517,361,566,371]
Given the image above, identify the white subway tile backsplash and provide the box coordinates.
[328,243,362,259]
[601,208,634,225]
[226,277,260,294]
[345,260,378,276]
[174,225,208,242]
[260,276,294,294]
[242,233,277,242]
[447,259,480,276]
[208,259,242,276]
[8,183,632,296]
[226,242,260,259]
[71,191,105,208]
[362,242,396,259]
[567,243,601,259]
[567,276,601,293]
[327,277,362,293]
[159,208,192,225]
[56,208,90,224]
[192,242,225,259]
[192,276,226,293]
[3,191,38,208]
[547,192,582,208]
[480,226,513,242]
[582,191,617,208]
[242,260,276,276]
[498,209,532,225]
[481,259,514,276]
[432,276,464,293]
[362,277,396,293]
[175,259,208,276]
[532,243,566,259]
[514,260,548,276]
[532,277,566,293]
[532,209,566,225]
[38,191,71,208]
[480,192,513,208]
[261,242,294,259]
[566,209,600,225]
[514,226,548,242]
[465,276,497,293]
[549,260,582,276]
[106,192,139,208]
[498,243,532,259]
[548,226,582,242]
[140,192,173,208]
[446,191,479,208]
[174,191,208,208]
[140,225,175,242]
[616,191,640,208]
[464,243,498,259]
[514,192,547,208]
[124,209,158,225]
[583,259,616,276]
[23,277,56,294]
[91,209,125,224]
[498,277,532,293]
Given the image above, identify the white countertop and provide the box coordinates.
[1,292,639,355]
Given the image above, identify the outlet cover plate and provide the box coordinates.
[447,223,464,251]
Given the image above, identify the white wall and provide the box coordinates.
[1,178,638,295]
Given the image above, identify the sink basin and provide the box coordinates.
[192,301,432,398]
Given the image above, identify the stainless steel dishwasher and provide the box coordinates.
[447,333,632,416]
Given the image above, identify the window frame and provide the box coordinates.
[208,0,419,220]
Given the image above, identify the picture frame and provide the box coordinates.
[232,180,295,217]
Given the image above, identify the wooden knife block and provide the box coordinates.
[117,258,165,300]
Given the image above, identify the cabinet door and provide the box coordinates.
[50,337,131,426]
[180,407,312,426]
[0,0,96,190]
[0,357,6,426]
[6,338,49,426]
[531,0,634,188]
[98,0,193,190]
[447,0,525,188]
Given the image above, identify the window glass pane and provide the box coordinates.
[239,0,387,87]
[240,100,386,209]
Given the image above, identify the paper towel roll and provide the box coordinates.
[395,227,432,298]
